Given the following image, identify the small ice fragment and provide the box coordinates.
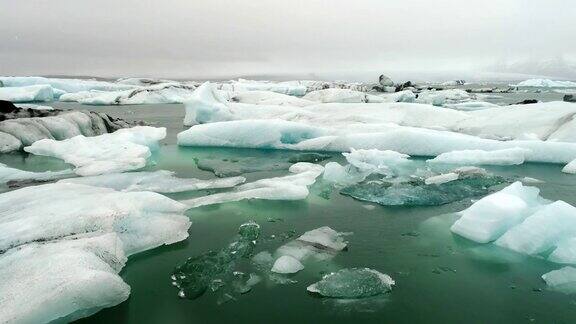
[271,256,304,274]
[307,268,395,298]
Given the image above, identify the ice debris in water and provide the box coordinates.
[274,226,348,267]
[58,170,245,193]
[183,162,323,207]
[0,163,73,185]
[427,148,531,166]
[340,168,505,207]
[542,267,576,294]
[307,268,394,298]
[0,183,190,323]
[451,181,576,266]
[24,126,166,176]
[195,157,291,177]
[172,221,261,300]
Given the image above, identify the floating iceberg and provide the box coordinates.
[303,88,384,103]
[424,172,459,185]
[226,90,314,107]
[307,268,394,298]
[542,267,576,294]
[0,163,73,185]
[0,85,54,103]
[275,226,348,263]
[515,79,576,88]
[271,255,304,274]
[59,83,198,105]
[24,126,166,176]
[0,76,137,93]
[416,89,470,106]
[0,110,130,152]
[427,148,531,166]
[59,170,245,193]
[183,162,323,207]
[218,79,307,96]
[0,182,190,323]
[450,182,547,243]
[562,159,576,174]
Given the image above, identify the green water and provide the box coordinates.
[3,103,576,323]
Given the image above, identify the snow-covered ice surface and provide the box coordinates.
[59,170,245,193]
[0,182,190,323]
[24,126,166,176]
[0,85,54,102]
[182,162,323,207]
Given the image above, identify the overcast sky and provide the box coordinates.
[1,0,575,81]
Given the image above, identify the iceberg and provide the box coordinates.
[182,162,324,207]
[59,83,198,105]
[0,110,131,152]
[562,159,576,174]
[0,163,73,185]
[59,170,245,193]
[515,79,576,88]
[275,226,348,263]
[0,76,137,93]
[450,182,546,243]
[271,255,304,274]
[0,85,54,103]
[307,268,394,298]
[424,172,459,185]
[0,182,190,323]
[427,148,530,166]
[542,267,576,294]
[303,88,384,103]
[24,126,165,176]
[226,90,314,107]
[219,79,307,96]
[416,89,470,106]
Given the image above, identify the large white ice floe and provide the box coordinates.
[271,255,305,274]
[451,182,576,267]
[24,126,166,176]
[178,85,576,162]
[224,90,314,107]
[59,170,245,193]
[218,79,307,96]
[303,88,384,103]
[0,85,55,103]
[0,163,73,185]
[416,89,470,106]
[515,79,576,88]
[0,182,190,323]
[427,148,531,166]
[0,76,137,94]
[59,83,197,105]
[182,162,323,207]
[542,267,576,294]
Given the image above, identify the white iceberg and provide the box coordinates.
[416,89,470,106]
[219,79,307,96]
[562,159,576,174]
[59,170,245,193]
[427,148,531,166]
[303,88,384,103]
[24,126,166,176]
[515,79,576,88]
[182,162,323,207]
[271,255,304,274]
[0,163,73,185]
[0,85,54,103]
[0,76,137,94]
[451,182,547,243]
[275,226,348,263]
[424,172,459,185]
[542,267,576,294]
[225,90,314,107]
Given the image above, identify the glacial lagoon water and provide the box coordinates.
[3,97,576,323]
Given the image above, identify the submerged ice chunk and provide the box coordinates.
[24,126,166,176]
[542,267,576,294]
[0,85,54,103]
[275,226,348,263]
[183,163,323,207]
[451,182,546,243]
[344,149,410,177]
[428,148,530,166]
[307,268,394,298]
[59,170,245,193]
[271,255,304,274]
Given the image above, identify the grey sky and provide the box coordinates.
[1,0,575,81]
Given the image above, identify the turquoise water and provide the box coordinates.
[3,102,576,323]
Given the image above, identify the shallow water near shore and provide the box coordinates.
[4,100,576,323]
